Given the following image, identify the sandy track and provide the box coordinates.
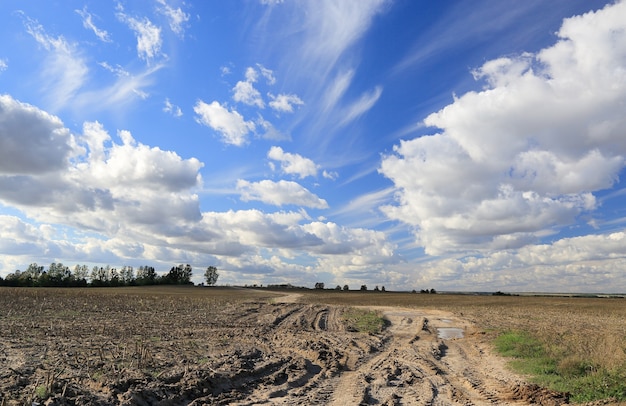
[204,301,568,405]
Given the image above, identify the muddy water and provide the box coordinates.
[437,327,464,339]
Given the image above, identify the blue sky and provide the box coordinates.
[1,0,625,292]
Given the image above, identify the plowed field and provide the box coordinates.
[0,287,571,405]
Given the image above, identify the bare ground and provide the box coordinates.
[0,289,570,405]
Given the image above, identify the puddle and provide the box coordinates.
[437,327,464,340]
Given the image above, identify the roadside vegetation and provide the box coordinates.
[341,308,387,334]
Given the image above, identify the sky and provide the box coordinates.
[1,0,625,292]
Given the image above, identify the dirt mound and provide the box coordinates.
[1,292,570,405]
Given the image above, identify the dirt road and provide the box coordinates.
[0,289,568,405]
[223,302,567,405]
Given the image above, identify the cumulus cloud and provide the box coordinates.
[269,93,304,113]
[0,96,203,234]
[237,179,329,209]
[380,0,626,256]
[75,7,111,42]
[117,13,162,62]
[0,95,73,174]
[268,146,318,178]
[0,96,398,286]
[232,67,265,108]
[0,59,6,72]
[194,100,255,146]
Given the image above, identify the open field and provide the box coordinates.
[0,287,624,405]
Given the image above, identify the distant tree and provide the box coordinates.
[315,282,325,290]
[204,266,219,286]
[381,286,386,292]
[165,264,193,285]
[73,264,89,283]
[26,263,44,281]
[360,285,367,291]
[120,266,135,285]
[343,284,349,291]
[335,285,342,290]
[136,265,157,285]
[91,266,110,287]
[430,288,437,294]
[374,285,380,292]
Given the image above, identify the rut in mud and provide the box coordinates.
[1,289,569,405]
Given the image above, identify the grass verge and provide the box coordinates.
[495,330,626,403]
[342,308,386,334]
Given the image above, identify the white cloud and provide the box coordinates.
[117,13,162,62]
[163,98,182,117]
[75,64,163,112]
[322,170,338,180]
[0,95,73,174]
[339,85,382,126]
[256,115,291,141]
[237,179,328,209]
[257,64,276,85]
[380,0,626,256]
[233,80,264,108]
[298,0,389,77]
[0,97,398,287]
[233,67,265,108]
[0,59,8,72]
[269,93,304,113]
[194,100,255,146]
[99,61,129,77]
[75,7,111,42]
[24,17,88,110]
[268,146,318,178]
[156,0,190,36]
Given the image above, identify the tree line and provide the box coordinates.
[0,263,219,288]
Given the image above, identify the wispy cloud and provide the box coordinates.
[339,85,383,126]
[156,0,190,36]
[117,12,163,62]
[23,16,88,111]
[163,98,182,117]
[75,7,111,42]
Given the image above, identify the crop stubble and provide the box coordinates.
[0,287,622,405]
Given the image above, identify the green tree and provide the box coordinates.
[73,264,89,283]
[204,266,219,286]
[120,266,135,285]
[136,265,157,285]
[165,264,193,284]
